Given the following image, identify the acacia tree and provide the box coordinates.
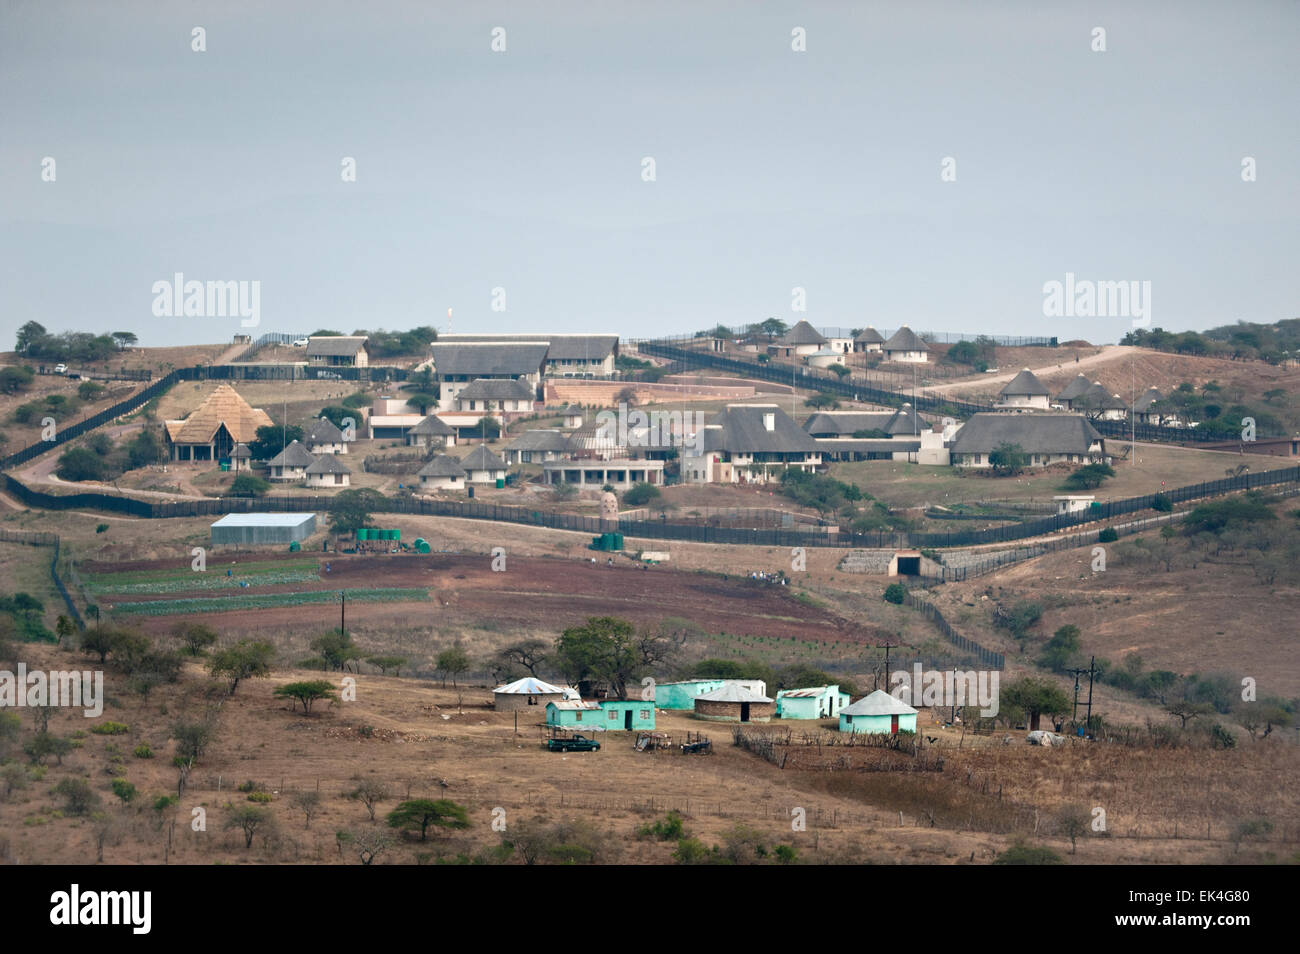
[498,639,548,677]
[225,805,273,849]
[349,778,390,821]
[999,676,1072,730]
[208,640,274,695]
[273,680,337,714]
[554,616,639,699]
[386,798,470,841]
[435,646,470,688]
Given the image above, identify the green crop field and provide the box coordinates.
[108,587,431,617]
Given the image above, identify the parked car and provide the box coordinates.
[546,735,600,752]
[1026,730,1066,746]
[292,338,308,347]
[54,363,68,374]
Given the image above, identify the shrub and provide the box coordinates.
[623,482,660,507]
[1152,493,1173,512]
[53,778,100,816]
[638,810,685,841]
[111,778,137,803]
[133,743,154,758]
[1098,528,1118,543]
[96,524,110,534]
[247,791,274,803]
[90,721,130,736]
[992,841,1065,865]
[883,583,908,605]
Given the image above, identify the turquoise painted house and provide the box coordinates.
[546,699,655,731]
[545,700,602,729]
[839,690,918,735]
[652,679,767,710]
[776,685,851,720]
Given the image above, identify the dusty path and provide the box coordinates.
[922,344,1134,394]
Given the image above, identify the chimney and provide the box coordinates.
[763,412,775,432]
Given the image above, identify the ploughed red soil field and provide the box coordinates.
[85,552,891,645]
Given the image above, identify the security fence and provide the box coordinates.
[0,528,83,627]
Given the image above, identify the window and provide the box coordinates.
[575,712,582,722]
[608,710,618,721]
[527,695,537,706]
[640,710,650,720]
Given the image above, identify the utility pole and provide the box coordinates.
[339,591,345,636]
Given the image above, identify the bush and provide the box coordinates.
[623,482,660,507]
[90,721,130,736]
[1098,528,1118,543]
[53,778,100,816]
[883,583,907,605]
[229,473,271,498]
[96,523,109,534]
[638,810,685,841]
[993,841,1065,865]
[133,743,154,759]
[1152,493,1173,512]
[1063,462,1115,491]
[111,778,137,803]
[247,791,274,803]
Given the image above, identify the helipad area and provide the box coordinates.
[210,513,316,545]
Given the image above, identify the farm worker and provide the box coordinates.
[226,569,232,577]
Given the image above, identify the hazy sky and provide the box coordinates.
[2,0,1297,348]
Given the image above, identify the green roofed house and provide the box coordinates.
[776,685,851,720]
[597,699,656,731]
[839,690,918,735]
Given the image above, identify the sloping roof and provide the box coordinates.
[547,699,601,711]
[883,404,927,435]
[304,417,344,444]
[778,686,839,698]
[163,384,273,445]
[999,368,1052,398]
[701,405,819,455]
[506,429,570,452]
[841,689,918,717]
[267,440,316,468]
[410,415,455,436]
[1055,373,1092,402]
[1076,382,1128,411]
[883,326,929,352]
[461,444,508,472]
[430,343,550,377]
[437,334,618,361]
[808,347,841,358]
[696,684,773,704]
[815,438,921,454]
[306,335,368,357]
[304,454,351,475]
[457,378,535,402]
[854,326,885,343]
[417,454,467,478]
[1133,387,1163,413]
[803,411,895,437]
[948,413,1103,455]
[494,677,565,695]
[231,443,251,459]
[778,320,828,347]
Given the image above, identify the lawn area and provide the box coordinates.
[829,442,1298,510]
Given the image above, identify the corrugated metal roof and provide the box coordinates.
[494,677,566,695]
[840,689,918,716]
[696,684,772,704]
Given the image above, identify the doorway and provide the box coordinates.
[740,702,750,722]
[624,710,633,730]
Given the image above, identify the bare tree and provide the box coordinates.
[292,790,322,829]
[350,826,394,865]
[350,778,390,821]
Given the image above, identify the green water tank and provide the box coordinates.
[288,540,301,552]
[413,538,430,554]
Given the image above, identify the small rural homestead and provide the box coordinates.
[461,444,509,484]
[853,327,885,353]
[417,454,466,490]
[303,453,351,487]
[693,683,776,723]
[653,679,768,710]
[682,404,821,484]
[163,383,272,462]
[504,429,570,465]
[306,335,369,367]
[229,443,252,472]
[493,677,576,712]
[1075,381,1128,421]
[266,439,316,480]
[1054,494,1095,515]
[767,319,827,358]
[304,417,347,454]
[547,699,656,731]
[996,368,1052,410]
[948,413,1105,468]
[776,685,851,720]
[210,512,316,546]
[405,414,456,449]
[839,689,918,735]
[557,404,584,428]
[1133,387,1168,425]
[882,325,929,362]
